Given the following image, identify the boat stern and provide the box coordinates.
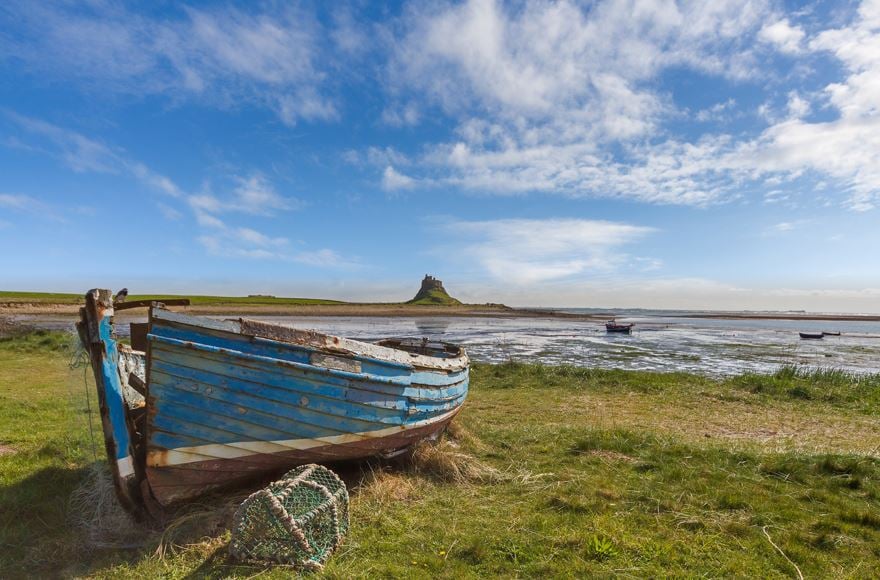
[77,289,146,518]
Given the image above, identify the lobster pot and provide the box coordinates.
[229,464,350,569]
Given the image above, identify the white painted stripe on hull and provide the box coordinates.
[117,455,134,478]
[147,408,460,468]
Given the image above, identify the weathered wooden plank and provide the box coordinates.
[115,298,191,311]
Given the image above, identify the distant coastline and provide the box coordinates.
[2,295,880,322]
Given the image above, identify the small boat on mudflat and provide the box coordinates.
[605,321,634,334]
[822,331,841,336]
[799,332,824,340]
[77,289,469,519]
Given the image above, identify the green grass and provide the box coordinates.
[406,287,463,306]
[0,290,345,306]
[2,335,880,577]
[0,290,487,308]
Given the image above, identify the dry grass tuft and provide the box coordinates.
[68,463,150,549]
[587,450,637,463]
[356,465,420,505]
[445,421,489,452]
[154,494,244,561]
[410,440,505,484]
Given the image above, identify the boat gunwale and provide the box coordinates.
[150,307,470,372]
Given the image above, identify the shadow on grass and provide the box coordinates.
[0,463,150,577]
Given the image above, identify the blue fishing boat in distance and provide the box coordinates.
[77,289,469,518]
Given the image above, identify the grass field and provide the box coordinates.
[1,330,879,577]
[0,290,345,306]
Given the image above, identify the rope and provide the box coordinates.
[762,526,804,580]
[69,342,98,462]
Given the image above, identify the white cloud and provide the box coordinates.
[372,0,880,212]
[391,0,768,134]
[758,19,805,54]
[381,103,421,127]
[0,192,62,221]
[377,0,775,204]
[382,166,417,191]
[785,92,811,119]
[198,230,358,268]
[1,2,339,125]
[157,203,182,221]
[234,227,288,248]
[5,113,353,266]
[776,221,795,232]
[292,248,353,267]
[229,175,302,215]
[0,194,37,211]
[6,113,184,197]
[695,98,737,122]
[446,218,655,283]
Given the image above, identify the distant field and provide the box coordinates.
[0,291,345,306]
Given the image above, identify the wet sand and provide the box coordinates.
[2,299,879,322]
[0,301,597,319]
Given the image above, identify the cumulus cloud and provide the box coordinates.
[369,0,880,212]
[445,218,655,283]
[375,0,774,204]
[381,166,417,191]
[758,19,805,54]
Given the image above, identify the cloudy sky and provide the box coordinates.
[1,0,879,311]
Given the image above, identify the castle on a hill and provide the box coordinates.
[419,274,446,294]
[408,274,461,304]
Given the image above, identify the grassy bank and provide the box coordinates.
[0,290,344,306]
[0,291,512,317]
[1,331,879,577]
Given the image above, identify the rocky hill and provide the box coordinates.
[407,275,462,305]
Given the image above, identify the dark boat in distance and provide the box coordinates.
[799,332,824,340]
[822,331,841,336]
[606,320,634,334]
[77,289,469,518]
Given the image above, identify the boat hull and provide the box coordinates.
[799,332,824,340]
[78,290,469,516]
[605,325,633,334]
[144,309,468,507]
[146,410,457,504]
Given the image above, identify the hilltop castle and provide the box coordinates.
[419,275,446,294]
[408,274,461,305]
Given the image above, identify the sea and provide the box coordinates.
[16,308,880,377]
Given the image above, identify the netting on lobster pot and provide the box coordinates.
[229,464,349,570]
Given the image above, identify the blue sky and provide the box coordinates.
[1,0,879,312]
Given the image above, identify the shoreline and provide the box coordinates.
[669,312,880,322]
[0,301,608,320]
[3,300,880,322]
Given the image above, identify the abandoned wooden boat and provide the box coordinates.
[799,332,824,340]
[605,321,634,334]
[77,289,469,518]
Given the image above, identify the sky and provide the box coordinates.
[1,0,879,312]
